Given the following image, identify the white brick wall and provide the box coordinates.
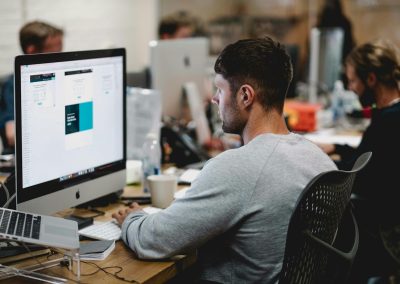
[0,0,23,77]
[0,0,158,76]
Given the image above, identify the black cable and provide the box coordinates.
[81,261,140,284]
[4,240,140,283]
[84,207,106,218]
[0,181,9,201]
[51,247,140,283]
[1,181,15,208]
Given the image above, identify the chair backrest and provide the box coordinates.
[279,152,372,284]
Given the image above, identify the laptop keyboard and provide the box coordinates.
[0,208,41,239]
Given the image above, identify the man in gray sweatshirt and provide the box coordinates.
[113,37,336,283]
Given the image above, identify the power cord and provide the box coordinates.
[51,247,140,283]
[80,261,140,283]
[19,241,84,284]
[0,181,15,208]
[1,240,141,283]
[1,171,15,209]
[81,207,106,218]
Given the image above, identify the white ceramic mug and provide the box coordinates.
[147,175,177,208]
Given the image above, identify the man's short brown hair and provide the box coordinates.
[19,21,64,53]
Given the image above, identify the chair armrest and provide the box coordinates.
[303,207,359,261]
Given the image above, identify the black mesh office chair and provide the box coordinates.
[279,151,372,284]
[380,223,400,281]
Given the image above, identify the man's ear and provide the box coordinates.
[366,72,377,88]
[239,84,255,108]
[25,44,38,54]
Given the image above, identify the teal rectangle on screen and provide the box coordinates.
[79,101,93,131]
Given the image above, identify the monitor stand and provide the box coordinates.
[75,189,123,209]
[183,82,211,146]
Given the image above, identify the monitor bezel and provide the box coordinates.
[15,48,126,205]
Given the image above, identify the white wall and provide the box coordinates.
[0,0,158,77]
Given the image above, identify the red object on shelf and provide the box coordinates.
[362,106,372,118]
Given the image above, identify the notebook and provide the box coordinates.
[79,240,115,261]
[0,208,79,250]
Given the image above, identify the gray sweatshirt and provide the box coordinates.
[121,133,336,283]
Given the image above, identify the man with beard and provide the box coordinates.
[113,37,336,283]
[318,40,400,282]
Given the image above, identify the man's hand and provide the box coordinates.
[112,202,143,225]
[316,142,336,155]
[5,121,15,147]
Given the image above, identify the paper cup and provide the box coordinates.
[147,175,177,209]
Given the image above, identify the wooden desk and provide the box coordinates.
[1,185,196,284]
[302,128,362,148]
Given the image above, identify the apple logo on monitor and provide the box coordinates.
[184,56,190,67]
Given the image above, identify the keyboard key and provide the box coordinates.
[0,211,11,233]
[0,209,6,233]
[0,210,9,233]
[7,212,18,235]
[24,214,33,238]
[15,213,26,236]
[31,216,41,239]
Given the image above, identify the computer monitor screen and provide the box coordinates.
[14,48,126,215]
[150,37,209,120]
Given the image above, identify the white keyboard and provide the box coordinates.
[178,169,200,184]
[164,167,201,184]
[79,221,121,241]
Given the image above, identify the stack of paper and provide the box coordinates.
[79,240,115,261]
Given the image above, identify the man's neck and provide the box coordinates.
[242,108,289,145]
[375,85,400,109]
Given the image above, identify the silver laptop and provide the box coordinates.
[0,208,79,250]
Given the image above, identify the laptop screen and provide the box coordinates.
[15,49,126,207]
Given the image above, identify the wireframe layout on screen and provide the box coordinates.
[14,49,126,215]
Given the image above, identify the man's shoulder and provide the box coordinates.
[2,74,13,84]
[374,102,400,127]
[1,74,14,93]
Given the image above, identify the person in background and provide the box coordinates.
[318,40,400,283]
[158,11,201,40]
[113,37,336,283]
[304,0,356,90]
[0,21,63,154]
[316,0,355,65]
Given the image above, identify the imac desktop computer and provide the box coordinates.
[149,37,211,146]
[150,37,210,120]
[14,48,126,215]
